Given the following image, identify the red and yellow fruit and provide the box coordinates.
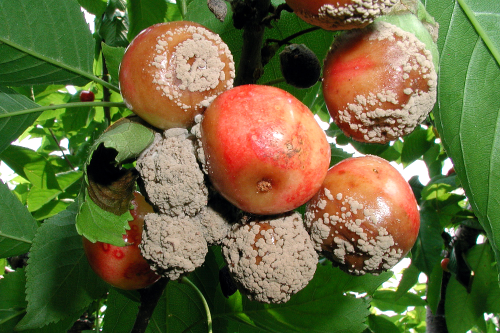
[305,155,420,275]
[119,21,235,130]
[322,21,437,144]
[201,84,330,215]
[83,192,160,290]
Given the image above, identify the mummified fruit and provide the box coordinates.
[119,21,235,130]
[322,20,437,144]
[305,155,420,275]
[222,212,318,303]
[200,84,330,215]
[285,0,399,31]
[83,192,160,290]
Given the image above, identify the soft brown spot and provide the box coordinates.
[257,179,272,193]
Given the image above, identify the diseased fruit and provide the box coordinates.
[285,0,398,31]
[200,84,331,215]
[441,257,450,272]
[322,20,437,144]
[119,21,235,130]
[83,192,160,290]
[305,155,420,275]
[222,212,318,303]
[280,44,321,89]
[79,90,95,102]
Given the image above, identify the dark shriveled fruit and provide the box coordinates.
[322,21,437,144]
[285,0,399,31]
[305,155,420,275]
[280,44,321,89]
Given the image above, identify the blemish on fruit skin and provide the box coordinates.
[101,243,110,252]
[113,249,125,259]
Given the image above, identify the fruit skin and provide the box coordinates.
[119,21,235,130]
[305,155,420,275]
[201,84,331,215]
[83,192,160,290]
[79,90,95,102]
[322,21,437,144]
[285,0,398,31]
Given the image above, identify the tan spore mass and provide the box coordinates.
[222,212,318,304]
[136,128,208,217]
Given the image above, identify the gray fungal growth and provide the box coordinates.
[222,212,318,304]
[136,128,208,217]
[192,195,234,246]
[140,213,208,280]
[317,0,399,28]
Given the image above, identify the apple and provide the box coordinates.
[305,155,420,275]
[200,84,331,215]
[83,192,160,290]
[119,21,235,130]
[284,0,398,31]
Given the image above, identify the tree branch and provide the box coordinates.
[131,277,169,333]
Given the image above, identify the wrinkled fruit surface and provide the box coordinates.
[119,21,235,130]
[322,21,437,144]
[280,44,321,89]
[285,0,398,31]
[201,84,331,215]
[83,192,160,290]
[305,155,420,275]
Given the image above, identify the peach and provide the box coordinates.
[200,84,330,215]
[83,192,160,290]
[119,21,235,130]
[305,155,420,275]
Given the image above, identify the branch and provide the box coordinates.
[0,102,126,119]
[131,277,169,333]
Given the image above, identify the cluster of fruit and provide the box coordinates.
[82,0,435,303]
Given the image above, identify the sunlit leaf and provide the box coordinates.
[0,0,94,86]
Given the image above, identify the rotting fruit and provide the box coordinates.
[119,21,235,130]
[322,20,437,144]
[305,155,420,275]
[284,0,399,31]
[222,212,318,303]
[280,44,321,89]
[83,192,160,290]
[200,84,331,215]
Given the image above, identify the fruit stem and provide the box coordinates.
[0,102,126,119]
[181,276,213,333]
[232,0,272,86]
[457,0,500,68]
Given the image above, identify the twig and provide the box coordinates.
[49,128,74,170]
[131,277,169,333]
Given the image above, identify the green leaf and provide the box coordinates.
[99,1,129,48]
[0,268,27,332]
[371,290,426,314]
[0,87,42,155]
[0,0,95,86]
[412,201,445,277]
[101,288,140,332]
[127,0,182,41]
[0,181,37,258]
[76,190,133,246]
[401,127,434,166]
[368,314,401,333]
[394,263,421,300]
[16,203,108,330]
[426,1,500,275]
[85,121,155,170]
[78,0,108,16]
[101,43,125,84]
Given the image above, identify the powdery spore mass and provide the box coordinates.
[222,212,318,303]
[136,128,208,217]
[151,24,235,111]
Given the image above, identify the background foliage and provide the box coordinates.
[0,0,499,332]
